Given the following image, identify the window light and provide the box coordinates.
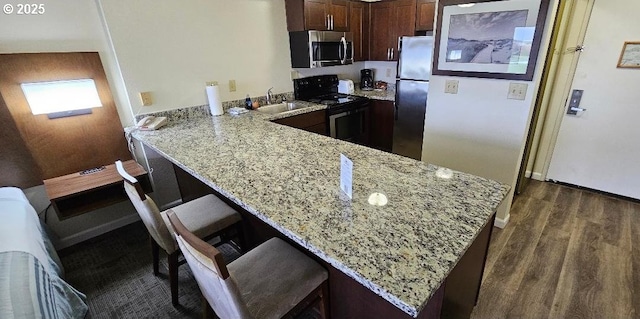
[20,79,102,119]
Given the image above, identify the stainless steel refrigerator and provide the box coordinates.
[393,36,433,160]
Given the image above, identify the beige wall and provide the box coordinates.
[422,0,560,224]
[97,0,295,119]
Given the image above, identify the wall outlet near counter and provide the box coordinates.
[444,80,459,94]
[290,70,299,80]
[229,80,236,92]
[139,91,153,106]
[386,68,392,77]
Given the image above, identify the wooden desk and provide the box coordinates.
[44,160,152,220]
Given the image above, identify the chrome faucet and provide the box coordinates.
[266,87,274,105]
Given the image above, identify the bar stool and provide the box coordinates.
[167,210,330,319]
[115,160,243,307]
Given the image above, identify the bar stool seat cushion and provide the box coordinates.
[227,238,328,319]
[161,194,242,252]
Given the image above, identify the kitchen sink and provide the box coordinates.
[255,102,309,114]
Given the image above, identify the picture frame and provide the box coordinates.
[617,42,640,68]
[432,0,550,80]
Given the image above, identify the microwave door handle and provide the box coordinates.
[340,37,347,64]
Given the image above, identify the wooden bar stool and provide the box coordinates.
[115,160,244,307]
[167,210,330,319]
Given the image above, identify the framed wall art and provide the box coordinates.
[432,0,550,80]
[617,42,640,68]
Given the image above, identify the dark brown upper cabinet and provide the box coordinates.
[285,0,349,31]
[370,0,416,61]
[416,0,436,31]
[349,1,369,61]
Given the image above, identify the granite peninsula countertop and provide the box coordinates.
[352,87,396,101]
[131,107,508,317]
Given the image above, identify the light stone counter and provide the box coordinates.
[352,87,396,101]
[131,107,508,317]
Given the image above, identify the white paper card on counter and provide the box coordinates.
[340,154,353,199]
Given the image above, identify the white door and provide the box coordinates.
[547,0,640,199]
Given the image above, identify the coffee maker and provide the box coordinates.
[360,69,374,91]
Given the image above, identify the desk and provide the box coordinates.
[44,160,151,220]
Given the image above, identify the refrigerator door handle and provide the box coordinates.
[394,102,398,121]
[398,36,402,51]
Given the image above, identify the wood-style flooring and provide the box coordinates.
[471,180,639,319]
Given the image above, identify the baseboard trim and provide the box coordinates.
[531,172,544,181]
[494,214,510,229]
[55,213,141,250]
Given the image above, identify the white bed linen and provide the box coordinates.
[0,187,52,273]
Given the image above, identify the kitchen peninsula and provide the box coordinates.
[131,106,508,319]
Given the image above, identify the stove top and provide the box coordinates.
[306,93,364,106]
[294,75,367,108]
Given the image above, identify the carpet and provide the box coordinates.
[59,222,320,319]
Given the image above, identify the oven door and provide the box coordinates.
[328,105,370,145]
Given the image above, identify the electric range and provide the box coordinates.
[293,75,370,145]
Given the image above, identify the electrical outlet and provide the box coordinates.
[507,83,528,100]
[444,80,459,94]
[139,92,153,106]
[290,70,299,80]
[229,80,236,92]
[206,81,218,86]
[386,68,392,77]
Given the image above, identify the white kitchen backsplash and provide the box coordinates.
[294,62,364,81]
[364,61,398,84]
[293,60,398,85]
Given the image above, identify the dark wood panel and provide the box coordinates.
[416,0,436,31]
[329,0,349,31]
[370,99,394,151]
[285,0,306,31]
[0,92,43,188]
[272,110,326,128]
[370,1,393,61]
[442,215,494,319]
[349,1,370,61]
[392,0,417,60]
[0,52,131,179]
[304,0,329,30]
[44,159,150,219]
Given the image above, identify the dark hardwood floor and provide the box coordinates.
[472,180,639,319]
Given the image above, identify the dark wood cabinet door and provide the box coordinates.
[272,110,327,135]
[416,0,436,31]
[370,100,395,152]
[392,0,417,61]
[370,1,393,61]
[349,1,369,61]
[330,0,349,31]
[305,0,330,30]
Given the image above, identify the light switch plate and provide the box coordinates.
[507,83,528,100]
[228,80,236,92]
[139,92,152,106]
[445,80,459,94]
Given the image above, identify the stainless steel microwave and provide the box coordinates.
[289,31,353,68]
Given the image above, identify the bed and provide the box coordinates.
[0,187,88,319]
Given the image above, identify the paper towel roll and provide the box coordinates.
[206,85,224,116]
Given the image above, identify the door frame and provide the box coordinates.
[525,0,596,182]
